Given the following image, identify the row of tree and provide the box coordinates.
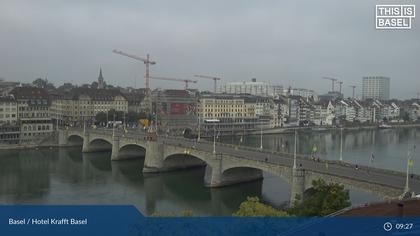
[233,179,351,217]
[150,179,351,217]
[94,109,148,124]
[31,78,119,92]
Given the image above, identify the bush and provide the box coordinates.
[233,197,288,217]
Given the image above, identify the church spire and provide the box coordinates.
[98,67,105,89]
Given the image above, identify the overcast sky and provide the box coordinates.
[0,0,419,99]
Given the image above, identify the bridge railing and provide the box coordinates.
[187,139,420,181]
[64,128,420,181]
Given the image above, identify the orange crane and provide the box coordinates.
[149,76,197,90]
[112,49,156,95]
[194,75,221,93]
[322,77,338,92]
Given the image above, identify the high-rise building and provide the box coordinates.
[362,76,390,100]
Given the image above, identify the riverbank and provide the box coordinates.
[244,122,420,136]
[0,143,74,150]
[0,136,80,150]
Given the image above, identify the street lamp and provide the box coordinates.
[340,127,343,161]
[154,111,159,135]
[260,124,263,149]
[404,144,415,193]
[204,119,219,155]
[197,115,201,142]
[213,122,216,154]
[293,129,297,169]
[106,110,109,128]
[112,113,116,137]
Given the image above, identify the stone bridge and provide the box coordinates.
[58,128,420,204]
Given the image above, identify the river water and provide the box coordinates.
[0,128,419,216]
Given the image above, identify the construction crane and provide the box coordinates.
[338,81,343,94]
[112,49,156,95]
[194,75,222,93]
[149,76,197,90]
[349,85,357,99]
[322,77,338,92]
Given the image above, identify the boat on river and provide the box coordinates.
[378,123,392,129]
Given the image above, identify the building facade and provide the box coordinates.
[362,76,390,100]
[0,97,17,124]
[50,88,128,126]
[152,89,198,133]
[197,94,278,135]
[218,79,282,97]
[0,97,19,144]
[10,87,53,142]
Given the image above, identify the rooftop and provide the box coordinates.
[336,198,420,216]
[10,87,49,100]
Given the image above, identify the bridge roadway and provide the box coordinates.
[59,128,420,203]
[166,137,420,195]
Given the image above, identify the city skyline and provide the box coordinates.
[0,0,419,99]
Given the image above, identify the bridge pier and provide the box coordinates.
[58,130,68,146]
[204,162,223,187]
[290,167,305,207]
[143,142,164,173]
[110,136,120,161]
[82,133,91,152]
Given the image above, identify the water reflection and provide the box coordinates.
[4,126,414,217]
[222,128,420,173]
[0,147,266,216]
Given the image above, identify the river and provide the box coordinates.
[0,128,419,216]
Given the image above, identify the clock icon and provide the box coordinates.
[383,222,393,232]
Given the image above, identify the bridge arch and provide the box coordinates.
[67,134,84,145]
[220,167,264,186]
[221,161,292,183]
[163,153,207,171]
[118,144,146,159]
[87,138,112,152]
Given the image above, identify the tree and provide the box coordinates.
[107,109,124,121]
[151,210,193,217]
[45,82,55,90]
[233,197,288,217]
[401,111,410,122]
[33,78,48,88]
[127,111,148,123]
[288,179,350,216]
[95,110,123,123]
[57,83,75,92]
[91,81,99,89]
[95,112,108,124]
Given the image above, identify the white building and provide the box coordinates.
[313,101,335,126]
[352,100,373,123]
[409,102,420,121]
[219,78,282,97]
[285,87,318,101]
[0,97,17,124]
[362,76,390,100]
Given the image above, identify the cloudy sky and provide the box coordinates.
[0,0,419,99]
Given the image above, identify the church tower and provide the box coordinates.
[98,68,105,89]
